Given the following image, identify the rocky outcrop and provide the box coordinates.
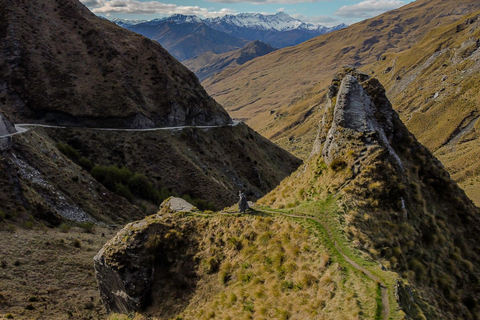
[94,215,202,315]
[0,112,15,136]
[94,219,157,313]
[312,68,480,319]
[320,71,403,171]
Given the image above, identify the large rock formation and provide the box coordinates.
[93,214,213,315]
[0,0,231,128]
[264,68,480,319]
[320,72,403,171]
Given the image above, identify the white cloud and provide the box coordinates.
[335,0,405,18]
[291,14,341,27]
[80,0,103,6]
[80,0,235,18]
[207,0,320,4]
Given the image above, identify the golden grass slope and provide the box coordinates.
[363,11,480,204]
[203,0,480,158]
[260,69,480,319]
[100,211,395,320]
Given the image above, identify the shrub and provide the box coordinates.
[73,239,82,248]
[6,224,16,233]
[80,222,95,233]
[115,183,134,203]
[78,157,94,171]
[128,174,153,198]
[329,158,347,172]
[0,210,5,221]
[59,223,71,233]
[5,313,14,319]
[56,142,80,162]
[23,221,34,230]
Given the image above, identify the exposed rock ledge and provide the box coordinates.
[0,112,16,136]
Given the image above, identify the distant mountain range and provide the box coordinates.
[122,20,248,61]
[184,40,277,81]
[112,13,346,61]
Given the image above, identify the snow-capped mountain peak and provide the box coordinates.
[111,12,347,49]
[164,14,203,24]
[204,12,329,32]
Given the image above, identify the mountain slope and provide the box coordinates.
[183,40,276,82]
[260,69,480,319]
[365,11,480,204]
[0,0,230,128]
[0,0,301,223]
[125,20,248,61]
[93,69,480,320]
[203,0,480,158]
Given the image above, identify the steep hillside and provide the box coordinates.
[261,69,480,319]
[0,127,143,227]
[0,0,230,128]
[96,210,397,319]
[125,21,248,61]
[0,0,302,218]
[204,0,480,158]
[365,11,480,204]
[45,123,301,210]
[183,40,276,82]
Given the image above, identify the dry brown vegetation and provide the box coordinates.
[183,40,276,82]
[0,225,117,319]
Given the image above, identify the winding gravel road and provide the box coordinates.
[0,120,242,138]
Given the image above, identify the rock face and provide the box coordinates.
[94,215,203,315]
[321,73,403,171]
[0,112,15,136]
[94,220,156,313]
[266,68,480,318]
[0,0,231,128]
[314,68,480,319]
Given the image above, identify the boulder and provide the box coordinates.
[160,197,195,212]
[94,215,201,314]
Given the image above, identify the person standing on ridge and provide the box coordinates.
[239,190,249,213]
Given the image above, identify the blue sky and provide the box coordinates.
[81,0,416,26]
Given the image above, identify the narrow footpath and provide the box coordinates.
[257,208,390,320]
